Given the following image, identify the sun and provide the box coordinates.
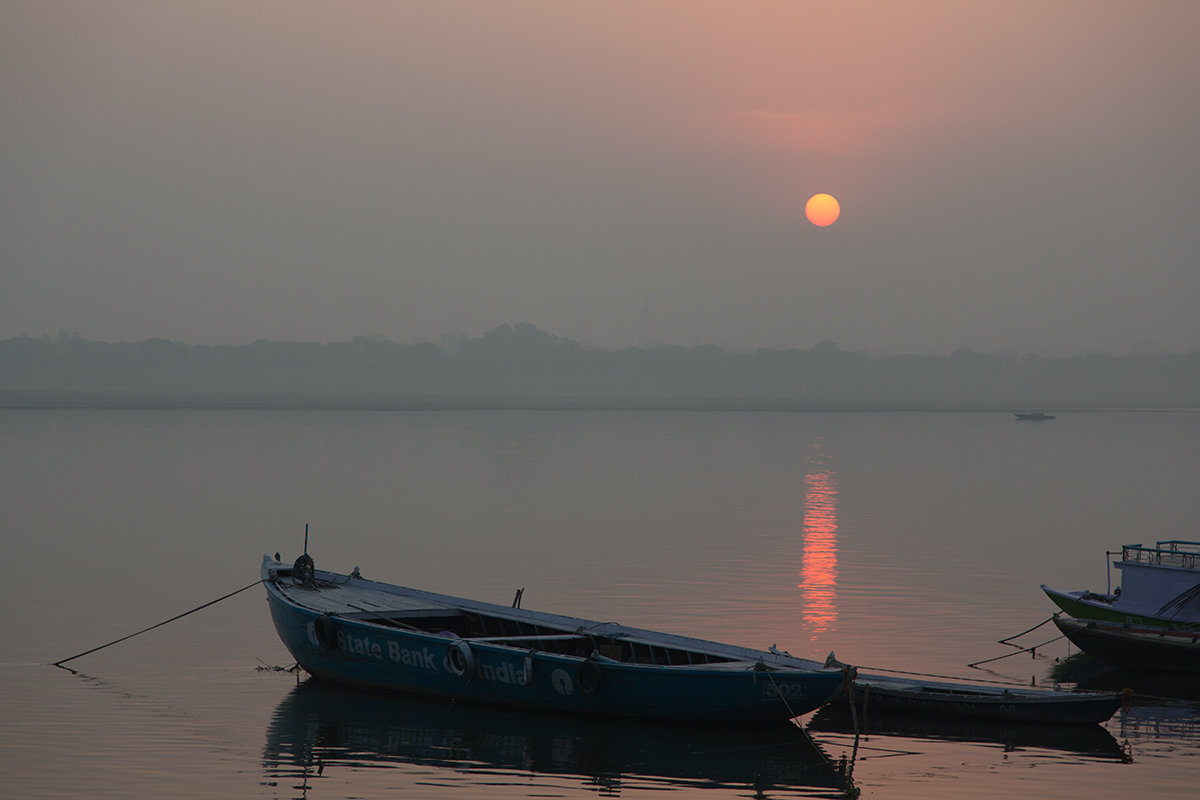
[805,193,841,227]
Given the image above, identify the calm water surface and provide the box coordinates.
[2,408,1198,798]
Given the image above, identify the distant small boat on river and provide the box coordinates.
[1014,411,1056,420]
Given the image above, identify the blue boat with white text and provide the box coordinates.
[261,554,847,722]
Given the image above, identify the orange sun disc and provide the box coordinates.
[805,193,841,227]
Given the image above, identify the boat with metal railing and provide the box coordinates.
[1042,540,1200,627]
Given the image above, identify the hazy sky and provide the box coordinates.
[3,2,1198,355]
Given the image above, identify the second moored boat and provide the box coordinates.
[1042,540,1200,627]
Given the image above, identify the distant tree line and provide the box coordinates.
[2,324,1198,410]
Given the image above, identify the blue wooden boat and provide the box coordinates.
[261,555,846,722]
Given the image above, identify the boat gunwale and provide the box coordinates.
[1057,617,1200,641]
[1042,584,1200,626]
[849,674,1119,704]
[262,558,831,674]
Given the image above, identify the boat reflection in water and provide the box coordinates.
[807,704,1129,763]
[263,679,850,797]
[1051,654,1200,757]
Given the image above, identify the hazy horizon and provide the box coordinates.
[7,322,1200,359]
[4,2,1199,357]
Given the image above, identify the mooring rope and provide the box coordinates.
[759,664,803,722]
[844,661,1035,686]
[966,632,1067,669]
[447,671,477,709]
[53,578,266,668]
[1157,582,1200,620]
[759,665,837,763]
[997,613,1060,648]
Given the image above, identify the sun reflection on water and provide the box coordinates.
[798,444,839,638]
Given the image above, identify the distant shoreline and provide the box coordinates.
[4,326,1199,410]
[2,390,1196,413]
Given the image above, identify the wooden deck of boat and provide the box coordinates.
[280,579,452,617]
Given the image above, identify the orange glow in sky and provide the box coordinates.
[4,4,1196,354]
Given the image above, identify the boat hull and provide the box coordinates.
[263,561,844,722]
[1042,586,1163,626]
[1056,617,1200,674]
[1043,584,1200,628]
[839,678,1122,724]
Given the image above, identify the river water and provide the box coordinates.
[2,407,1197,798]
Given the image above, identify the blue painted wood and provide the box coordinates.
[262,556,845,722]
